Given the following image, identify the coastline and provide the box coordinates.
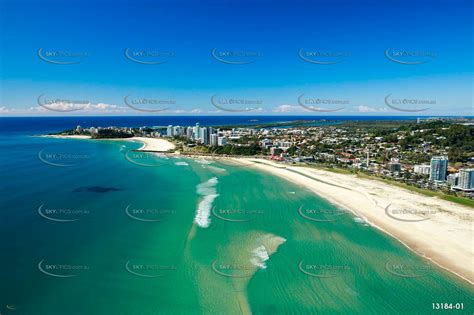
[235,158,474,285]
[42,135,176,152]
[128,136,176,152]
[41,135,473,284]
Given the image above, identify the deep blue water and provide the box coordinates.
[0,115,426,135]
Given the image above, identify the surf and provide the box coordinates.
[194,177,219,228]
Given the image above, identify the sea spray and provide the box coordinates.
[194,177,219,228]
[207,165,227,173]
[195,159,212,165]
[250,245,270,269]
[250,235,287,269]
[175,161,189,166]
[353,217,368,226]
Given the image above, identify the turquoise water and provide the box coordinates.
[0,134,472,314]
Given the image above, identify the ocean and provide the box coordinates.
[0,116,424,135]
[0,116,472,315]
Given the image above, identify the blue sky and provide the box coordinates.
[0,0,472,116]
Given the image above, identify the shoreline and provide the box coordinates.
[40,135,473,284]
[128,136,176,152]
[166,152,474,284]
[41,135,176,152]
[235,158,473,285]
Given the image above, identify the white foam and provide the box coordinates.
[194,177,219,228]
[207,165,226,173]
[250,236,287,270]
[354,217,366,224]
[195,159,212,165]
[155,153,169,159]
[175,162,189,166]
[250,245,270,269]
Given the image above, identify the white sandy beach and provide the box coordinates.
[130,137,176,152]
[237,158,474,284]
[43,135,176,152]
[43,135,92,139]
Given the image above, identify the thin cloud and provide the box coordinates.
[273,104,308,113]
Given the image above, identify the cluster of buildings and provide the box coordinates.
[446,168,474,191]
[413,156,474,191]
[255,124,473,195]
[71,121,473,197]
[74,125,159,137]
[76,125,98,134]
[166,123,229,146]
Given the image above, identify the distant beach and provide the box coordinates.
[42,135,176,152]
[129,137,176,152]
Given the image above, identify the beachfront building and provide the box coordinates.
[447,173,459,187]
[259,138,273,149]
[457,169,474,190]
[270,147,283,156]
[200,127,208,145]
[217,137,227,146]
[194,123,200,140]
[210,133,218,146]
[167,125,174,137]
[186,127,193,140]
[388,158,402,173]
[173,126,184,136]
[414,164,431,175]
[275,141,292,151]
[429,156,448,182]
[208,127,215,136]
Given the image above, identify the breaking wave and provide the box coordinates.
[206,165,227,173]
[250,235,286,269]
[250,245,270,269]
[194,177,219,228]
[354,217,369,226]
[195,159,212,165]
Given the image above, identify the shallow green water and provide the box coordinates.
[0,137,472,314]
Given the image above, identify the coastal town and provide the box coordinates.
[62,117,474,199]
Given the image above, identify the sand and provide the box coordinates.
[237,158,474,284]
[42,135,92,139]
[43,135,176,153]
[130,137,176,152]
